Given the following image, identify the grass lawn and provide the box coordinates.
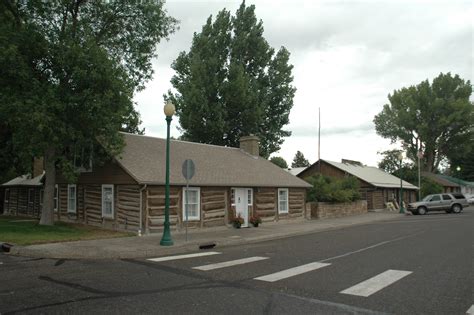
[0,216,133,246]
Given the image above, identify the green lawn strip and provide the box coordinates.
[0,216,133,245]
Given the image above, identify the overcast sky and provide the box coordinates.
[134,0,473,167]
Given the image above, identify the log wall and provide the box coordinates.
[254,188,277,221]
[146,186,180,232]
[2,187,42,217]
[117,185,141,231]
[201,187,227,228]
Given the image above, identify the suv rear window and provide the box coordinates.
[451,193,465,199]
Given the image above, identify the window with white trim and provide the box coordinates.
[54,185,58,212]
[231,188,235,206]
[183,187,200,221]
[278,188,289,214]
[4,189,9,204]
[28,189,34,204]
[67,184,77,213]
[247,189,253,206]
[40,189,44,209]
[102,185,114,218]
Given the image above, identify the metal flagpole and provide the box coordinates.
[318,107,321,173]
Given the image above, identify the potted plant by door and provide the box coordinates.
[231,215,244,228]
[249,214,262,227]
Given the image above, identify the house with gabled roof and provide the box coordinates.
[1,169,45,217]
[297,159,418,210]
[47,133,311,233]
[421,172,461,194]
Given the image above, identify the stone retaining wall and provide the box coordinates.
[306,200,368,219]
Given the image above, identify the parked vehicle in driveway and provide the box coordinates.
[407,193,469,215]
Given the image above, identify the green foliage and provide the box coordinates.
[292,151,310,168]
[0,1,177,224]
[168,1,296,158]
[378,149,404,174]
[270,156,288,169]
[447,138,474,181]
[306,175,361,203]
[0,216,132,246]
[374,73,473,173]
[420,178,443,198]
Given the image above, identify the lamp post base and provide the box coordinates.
[160,238,174,246]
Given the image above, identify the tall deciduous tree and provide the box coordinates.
[373,73,473,173]
[168,1,296,158]
[291,151,310,168]
[270,156,288,169]
[0,1,176,225]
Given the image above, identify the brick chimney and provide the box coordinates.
[33,157,44,178]
[239,135,259,157]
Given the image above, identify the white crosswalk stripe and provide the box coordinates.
[254,262,331,282]
[147,252,221,262]
[193,256,269,271]
[340,269,412,297]
[466,304,474,314]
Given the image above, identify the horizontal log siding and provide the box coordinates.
[255,188,276,221]
[201,187,226,228]
[2,187,42,217]
[146,186,180,232]
[288,188,306,218]
[117,185,141,231]
[84,184,102,225]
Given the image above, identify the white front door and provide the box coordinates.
[235,188,249,227]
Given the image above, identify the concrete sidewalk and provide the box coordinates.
[8,211,404,259]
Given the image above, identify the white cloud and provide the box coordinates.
[134,0,473,167]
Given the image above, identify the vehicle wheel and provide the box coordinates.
[451,204,462,214]
[417,206,427,215]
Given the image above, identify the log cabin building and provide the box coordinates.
[297,159,418,210]
[1,173,44,217]
[3,133,311,233]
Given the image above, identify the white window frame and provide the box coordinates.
[40,189,44,209]
[5,188,10,204]
[28,189,34,204]
[101,184,114,219]
[67,184,77,213]
[231,188,253,207]
[182,187,200,221]
[231,188,235,206]
[54,185,58,212]
[247,188,253,206]
[278,188,289,214]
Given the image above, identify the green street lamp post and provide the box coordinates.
[398,151,405,214]
[160,101,175,246]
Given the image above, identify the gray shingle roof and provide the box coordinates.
[2,173,44,187]
[116,133,311,188]
[286,167,306,176]
[323,160,418,189]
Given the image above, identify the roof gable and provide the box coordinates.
[115,133,311,188]
[302,159,418,189]
[2,173,45,187]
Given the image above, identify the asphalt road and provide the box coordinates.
[1,207,473,314]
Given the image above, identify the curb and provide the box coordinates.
[6,213,403,260]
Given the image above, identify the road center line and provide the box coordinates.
[193,256,269,271]
[340,269,412,297]
[254,262,331,282]
[320,232,424,263]
[147,251,221,262]
[466,304,474,314]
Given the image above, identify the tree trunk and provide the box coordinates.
[39,146,56,225]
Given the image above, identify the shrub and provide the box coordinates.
[305,175,361,203]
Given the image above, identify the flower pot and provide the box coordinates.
[233,222,241,229]
[252,222,259,227]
